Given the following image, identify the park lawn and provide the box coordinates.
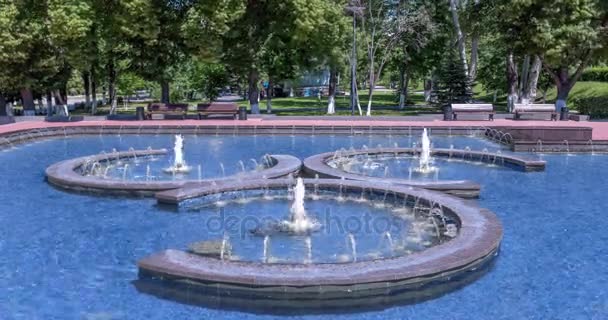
[236,91,435,116]
[474,81,608,112]
[544,81,608,102]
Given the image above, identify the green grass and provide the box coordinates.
[236,91,436,116]
[545,81,608,102]
[474,81,608,111]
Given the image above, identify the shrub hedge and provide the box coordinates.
[581,67,608,82]
[572,96,608,119]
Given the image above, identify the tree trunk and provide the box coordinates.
[54,90,68,116]
[399,67,409,110]
[20,88,35,115]
[506,52,519,112]
[469,36,479,81]
[0,94,6,116]
[248,69,260,114]
[518,55,530,102]
[469,0,481,80]
[91,67,98,115]
[108,60,117,115]
[46,91,53,116]
[556,83,571,111]
[523,55,541,104]
[160,80,170,104]
[102,86,107,105]
[350,14,358,116]
[366,59,375,116]
[60,85,68,107]
[83,71,91,111]
[266,77,273,113]
[37,98,43,115]
[449,0,469,77]
[424,79,432,102]
[327,68,337,114]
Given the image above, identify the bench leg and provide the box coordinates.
[489,113,494,121]
[452,113,457,121]
[551,113,557,121]
[515,113,520,120]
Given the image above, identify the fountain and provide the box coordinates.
[383,231,394,253]
[281,178,320,234]
[348,233,357,262]
[415,128,436,173]
[305,236,312,264]
[263,235,270,263]
[163,135,191,174]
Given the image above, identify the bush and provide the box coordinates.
[582,67,608,82]
[572,96,608,119]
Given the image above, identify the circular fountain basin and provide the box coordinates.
[303,148,546,198]
[45,150,302,196]
[140,179,502,312]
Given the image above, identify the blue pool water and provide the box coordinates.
[0,134,606,319]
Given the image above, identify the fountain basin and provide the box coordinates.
[303,148,546,198]
[45,150,302,196]
[142,179,502,311]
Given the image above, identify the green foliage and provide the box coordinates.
[572,96,608,119]
[476,37,507,95]
[432,49,474,107]
[582,67,608,82]
[116,73,147,97]
[190,62,228,102]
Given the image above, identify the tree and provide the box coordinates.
[389,0,440,109]
[126,0,193,104]
[218,0,344,114]
[360,0,435,116]
[431,48,474,107]
[496,0,607,110]
[190,61,228,102]
[0,0,64,114]
[448,0,483,81]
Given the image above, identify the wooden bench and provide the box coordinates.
[197,102,239,119]
[513,104,557,121]
[146,103,188,120]
[451,104,495,121]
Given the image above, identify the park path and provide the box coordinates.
[1,118,608,141]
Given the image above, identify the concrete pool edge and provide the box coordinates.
[301,148,545,198]
[141,179,502,306]
[46,151,302,197]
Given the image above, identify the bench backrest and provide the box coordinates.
[166,103,188,111]
[147,103,188,112]
[513,104,555,112]
[451,104,494,112]
[147,103,166,111]
[197,102,238,112]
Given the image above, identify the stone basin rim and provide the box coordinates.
[45,150,302,196]
[142,178,503,288]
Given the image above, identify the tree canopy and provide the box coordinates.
[0,0,606,114]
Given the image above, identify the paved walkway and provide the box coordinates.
[2,118,608,141]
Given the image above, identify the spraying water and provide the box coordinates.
[282,178,320,234]
[263,235,270,263]
[305,236,312,263]
[384,231,394,253]
[417,128,435,173]
[163,135,191,174]
[220,235,229,261]
[348,233,357,262]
